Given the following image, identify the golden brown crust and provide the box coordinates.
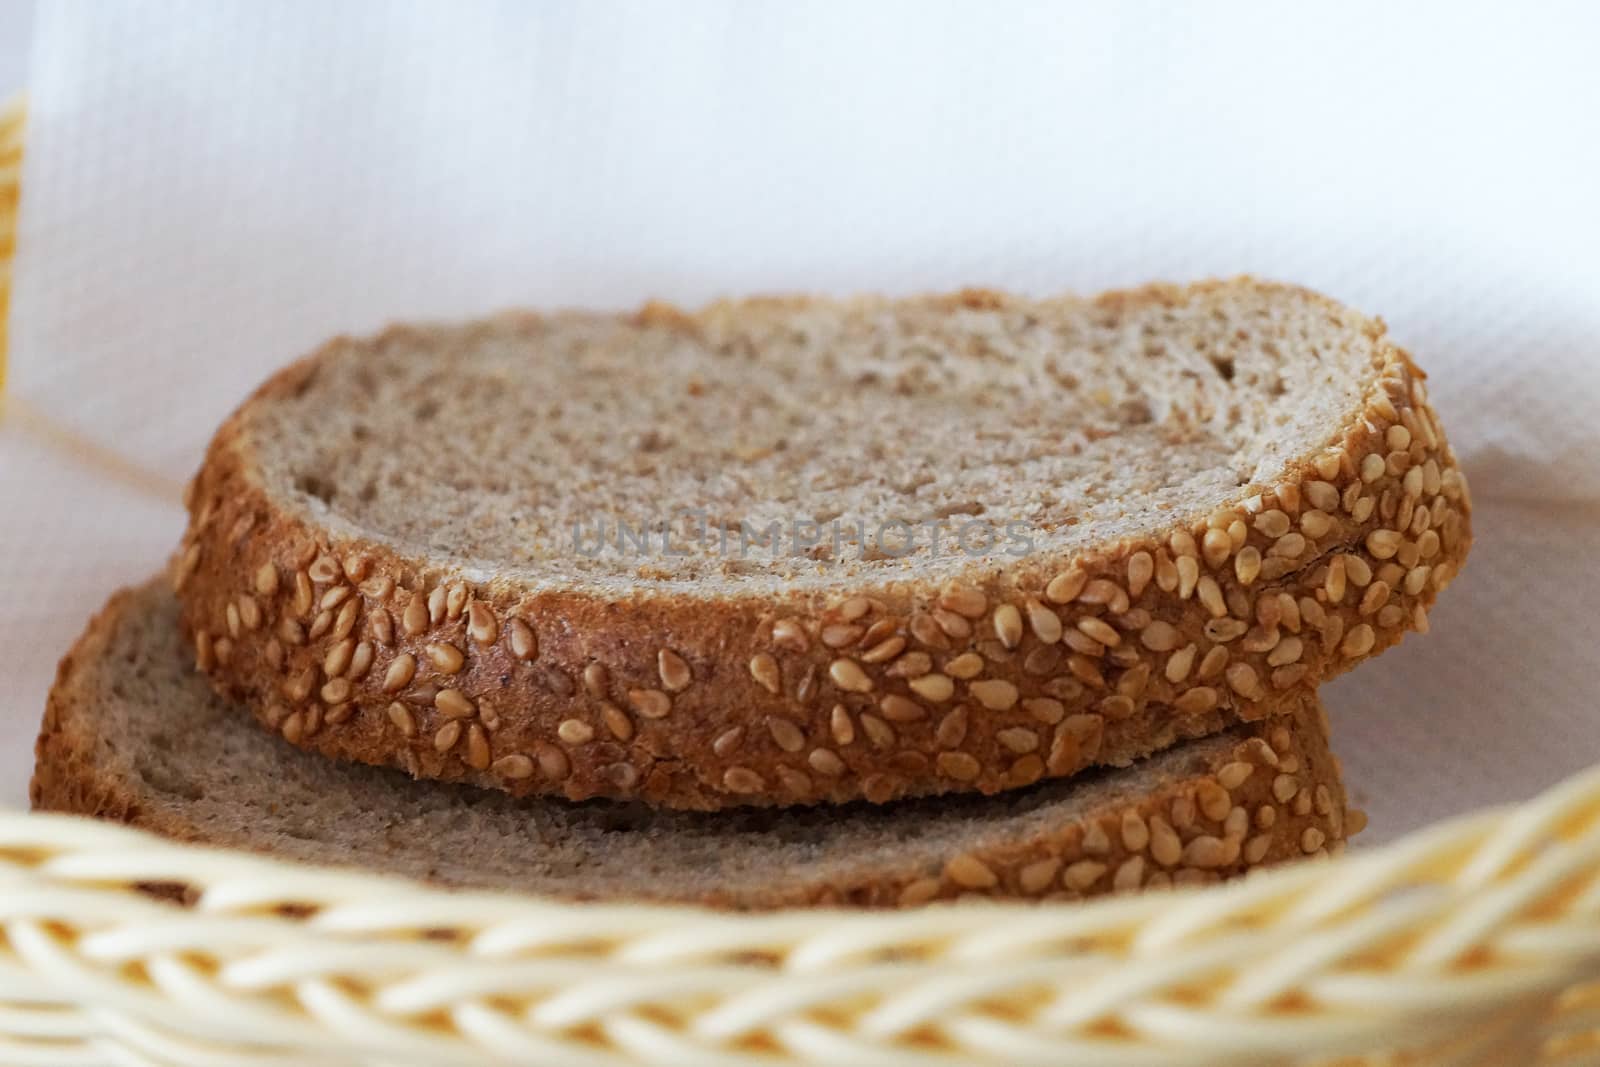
[172,281,1471,811]
[30,581,1353,906]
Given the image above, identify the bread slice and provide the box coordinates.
[33,580,1353,907]
[176,279,1469,810]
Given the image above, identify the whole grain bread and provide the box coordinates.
[34,580,1354,907]
[175,279,1469,810]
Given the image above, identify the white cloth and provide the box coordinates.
[4,0,1598,842]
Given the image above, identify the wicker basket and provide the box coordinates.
[4,96,1600,1067]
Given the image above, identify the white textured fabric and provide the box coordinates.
[3,1,1598,840]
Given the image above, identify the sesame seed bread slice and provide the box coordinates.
[33,580,1353,907]
[177,279,1469,810]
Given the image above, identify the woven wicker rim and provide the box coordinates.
[2,94,1599,1066]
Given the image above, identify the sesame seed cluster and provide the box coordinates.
[174,313,1469,822]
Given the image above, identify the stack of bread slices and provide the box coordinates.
[32,279,1471,907]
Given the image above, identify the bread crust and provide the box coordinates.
[32,581,1354,907]
[173,280,1471,810]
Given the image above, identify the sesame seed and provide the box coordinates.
[1019,598,1061,644]
[1359,580,1391,617]
[908,673,954,702]
[821,623,863,649]
[1170,794,1196,831]
[1197,645,1229,680]
[533,744,569,781]
[829,658,873,693]
[1201,527,1232,569]
[946,853,998,889]
[868,694,920,725]
[1366,529,1403,560]
[1301,827,1326,853]
[937,752,981,781]
[1305,479,1340,512]
[1351,495,1376,523]
[1197,781,1232,822]
[1125,551,1155,599]
[277,616,305,647]
[938,584,988,619]
[507,618,537,660]
[861,635,907,664]
[280,711,305,744]
[1008,754,1045,787]
[898,878,942,907]
[557,719,594,745]
[829,704,855,745]
[1359,452,1385,483]
[1341,623,1376,658]
[323,638,355,678]
[1272,774,1299,803]
[320,585,352,612]
[944,652,985,679]
[1019,859,1061,894]
[1175,686,1219,714]
[490,754,534,781]
[1149,816,1182,867]
[1077,616,1121,648]
[1344,553,1373,588]
[224,603,241,639]
[1121,810,1150,850]
[1174,555,1200,600]
[359,575,394,601]
[282,666,315,703]
[1170,529,1199,559]
[711,727,744,757]
[1197,576,1226,618]
[1063,860,1107,891]
[435,689,475,718]
[308,555,340,583]
[333,600,359,640]
[1165,644,1198,684]
[402,594,428,637]
[806,747,845,776]
[1099,694,1135,719]
[969,679,1019,710]
[370,607,394,647]
[997,726,1040,753]
[1244,834,1272,864]
[1232,546,1262,586]
[1045,568,1088,604]
[349,639,376,678]
[1183,835,1228,869]
[252,563,279,599]
[466,603,498,647]
[1267,637,1304,668]
[627,688,672,719]
[860,713,896,748]
[933,609,972,640]
[264,639,284,669]
[1203,618,1247,643]
[1254,510,1290,538]
[386,701,416,737]
[426,586,448,626]
[320,678,351,705]
[650,648,692,692]
[1226,662,1264,701]
[603,763,639,789]
[1079,579,1130,614]
[213,637,234,665]
[1138,619,1181,652]
[1113,857,1145,891]
[601,702,634,741]
[986,603,1024,650]
[747,654,782,694]
[425,642,465,674]
[464,725,491,770]
[1023,697,1065,725]
[1219,762,1255,792]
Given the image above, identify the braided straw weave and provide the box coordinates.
[3,95,1600,1066]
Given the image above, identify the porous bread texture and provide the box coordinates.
[176,279,1472,809]
[33,581,1353,908]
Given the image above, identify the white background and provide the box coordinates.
[2,2,1598,842]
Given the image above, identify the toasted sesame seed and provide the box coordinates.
[282,666,315,703]
[946,853,998,889]
[432,688,473,718]
[739,655,780,698]
[370,607,394,647]
[502,617,537,661]
[860,635,906,664]
[938,584,988,619]
[596,702,632,741]
[932,609,971,640]
[332,599,360,640]
[938,653,979,681]
[1203,618,1247,644]
[576,664,605,699]
[1046,568,1088,604]
[264,639,284,669]
[1148,816,1182,867]
[444,584,468,620]
[462,724,491,771]
[1264,637,1302,668]
[601,762,639,789]
[1341,623,1376,658]
[280,710,305,744]
[320,678,351,705]
[1243,834,1272,864]
[829,658,873,693]
[401,594,427,637]
[386,701,416,737]
[896,878,941,907]
[618,688,666,720]
[484,753,533,781]
[824,705,855,746]
[645,649,690,694]
[1359,580,1391,617]
[863,694,922,728]
[1170,794,1196,831]
[1200,527,1232,569]
[1181,835,1226,869]
[711,727,744,758]
[1163,644,1196,684]
[1272,774,1299,803]
[822,623,864,650]
[1112,856,1145,891]
[908,673,955,702]
[1057,859,1104,891]
[970,678,1019,710]
[1366,529,1403,560]
[1197,646,1229,680]
[1015,599,1061,646]
[1301,827,1327,854]
[557,719,595,745]
[989,725,1037,754]
[1120,810,1150,851]
[359,575,394,601]
[323,638,355,678]
[1076,616,1121,648]
[1225,663,1263,700]
[213,637,234,665]
[1134,619,1179,653]
[277,616,305,647]
[1196,781,1231,822]
[1254,509,1290,539]
[1175,686,1219,715]
[1019,859,1061,894]
[860,713,896,748]
[981,603,1023,651]
[1358,452,1384,483]
[1196,576,1226,619]
[308,555,341,583]
[425,642,465,674]
[937,751,981,781]
[224,602,241,639]
[460,602,496,647]
[320,585,352,612]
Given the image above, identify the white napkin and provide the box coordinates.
[5,0,1598,841]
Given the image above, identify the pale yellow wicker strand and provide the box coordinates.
[0,763,1596,1065]
[4,90,1600,1067]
